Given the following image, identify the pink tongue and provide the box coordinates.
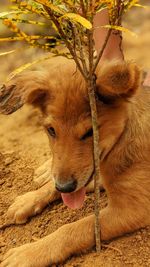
[61,187,86,209]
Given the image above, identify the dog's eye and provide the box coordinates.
[47,127,56,137]
[81,128,93,140]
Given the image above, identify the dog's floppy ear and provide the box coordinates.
[96,61,141,102]
[0,71,50,115]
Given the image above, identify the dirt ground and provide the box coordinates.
[0,2,150,267]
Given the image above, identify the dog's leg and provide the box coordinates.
[6,181,60,224]
[34,159,52,188]
[2,199,146,267]
[6,173,103,225]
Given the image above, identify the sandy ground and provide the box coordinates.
[0,2,150,267]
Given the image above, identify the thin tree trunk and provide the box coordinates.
[87,76,101,252]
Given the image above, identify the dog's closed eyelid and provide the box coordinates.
[80,124,101,141]
[80,128,93,141]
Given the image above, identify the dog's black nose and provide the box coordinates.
[55,179,77,193]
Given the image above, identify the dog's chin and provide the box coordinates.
[61,170,94,210]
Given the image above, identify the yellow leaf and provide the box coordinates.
[7,55,55,80]
[0,37,26,42]
[35,0,64,14]
[102,25,137,37]
[7,53,72,80]
[0,50,15,56]
[11,2,49,19]
[63,0,75,9]
[0,11,21,18]
[96,6,107,13]
[10,18,47,26]
[60,13,92,29]
[134,4,148,9]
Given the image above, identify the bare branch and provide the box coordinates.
[87,76,101,253]
[71,24,88,76]
[93,28,112,72]
[80,0,86,17]
[44,6,86,79]
[87,2,101,252]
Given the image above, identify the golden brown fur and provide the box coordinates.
[0,58,150,267]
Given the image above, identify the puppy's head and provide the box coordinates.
[0,58,141,208]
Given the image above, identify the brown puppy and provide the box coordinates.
[0,58,150,267]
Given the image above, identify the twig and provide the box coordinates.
[87,24,101,252]
[102,244,123,255]
[93,0,125,72]
[71,24,88,76]
[116,0,125,60]
[87,77,101,252]
[93,28,112,72]
[44,6,87,79]
[80,0,86,17]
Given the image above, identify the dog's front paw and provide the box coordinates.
[1,233,65,267]
[1,242,49,267]
[6,191,47,224]
[34,159,52,187]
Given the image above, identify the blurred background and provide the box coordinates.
[0,0,150,82]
